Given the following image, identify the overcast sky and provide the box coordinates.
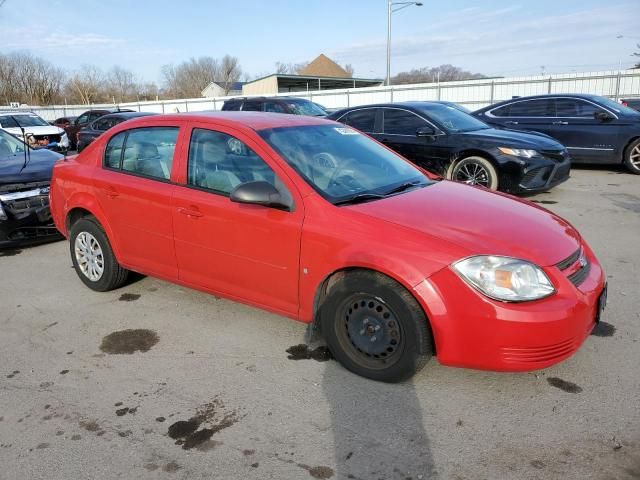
[1,0,638,83]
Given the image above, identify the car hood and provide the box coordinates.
[3,125,65,136]
[457,127,564,149]
[348,181,581,267]
[0,148,63,185]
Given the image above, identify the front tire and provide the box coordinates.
[448,156,499,190]
[623,138,640,175]
[69,217,128,291]
[320,270,433,382]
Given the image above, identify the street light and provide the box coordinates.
[386,0,423,86]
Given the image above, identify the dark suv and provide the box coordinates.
[473,94,640,174]
[222,97,327,117]
[65,108,134,149]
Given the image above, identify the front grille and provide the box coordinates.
[556,248,590,287]
[540,149,567,162]
[33,134,62,143]
[556,248,581,270]
[0,181,50,194]
[567,261,590,287]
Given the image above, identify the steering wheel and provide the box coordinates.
[327,157,365,192]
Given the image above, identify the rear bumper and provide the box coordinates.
[414,243,605,371]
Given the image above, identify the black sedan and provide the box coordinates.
[327,102,571,194]
[0,129,63,248]
[77,111,156,152]
[473,94,640,174]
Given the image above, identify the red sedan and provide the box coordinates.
[49,112,606,382]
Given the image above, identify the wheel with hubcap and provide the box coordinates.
[624,138,640,175]
[69,217,129,291]
[449,156,499,190]
[320,270,433,382]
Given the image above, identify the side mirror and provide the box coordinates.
[594,111,613,122]
[230,181,292,211]
[416,126,436,137]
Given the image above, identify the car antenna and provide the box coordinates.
[18,125,31,173]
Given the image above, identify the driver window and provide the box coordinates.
[187,128,290,202]
[383,109,426,135]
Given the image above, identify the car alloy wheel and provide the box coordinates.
[629,144,640,170]
[74,231,105,281]
[450,156,499,190]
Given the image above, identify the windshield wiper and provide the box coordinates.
[333,192,387,206]
[383,180,426,196]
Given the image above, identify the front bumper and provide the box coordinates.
[498,152,571,194]
[0,187,62,247]
[415,243,605,371]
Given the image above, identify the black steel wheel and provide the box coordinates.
[320,270,433,382]
[449,156,498,190]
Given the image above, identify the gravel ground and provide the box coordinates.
[0,166,638,480]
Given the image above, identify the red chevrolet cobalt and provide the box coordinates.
[50,112,606,382]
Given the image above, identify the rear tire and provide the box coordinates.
[623,138,640,175]
[319,270,433,383]
[69,217,128,291]
[448,156,499,190]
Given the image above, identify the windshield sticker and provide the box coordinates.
[334,127,359,135]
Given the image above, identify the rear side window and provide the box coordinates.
[383,109,426,135]
[507,99,553,117]
[554,99,600,118]
[105,132,126,168]
[104,127,178,180]
[222,101,241,111]
[490,104,511,117]
[264,102,286,113]
[343,109,376,132]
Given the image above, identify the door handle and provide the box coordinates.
[505,121,519,125]
[102,187,119,198]
[552,121,569,125]
[177,207,203,218]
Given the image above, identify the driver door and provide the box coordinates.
[172,124,304,316]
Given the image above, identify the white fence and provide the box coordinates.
[6,69,640,121]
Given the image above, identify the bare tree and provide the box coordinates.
[274,61,309,75]
[67,65,106,104]
[343,64,355,78]
[161,57,222,98]
[391,64,486,85]
[106,66,138,103]
[0,52,65,105]
[633,44,640,69]
[218,55,242,95]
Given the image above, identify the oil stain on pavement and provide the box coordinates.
[118,293,141,302]
[99,329,159,354]
[166,398,240,451]
[531,200,558,205]
[286,344,333,362]
[547,377,583,393]
[0,249,22,257]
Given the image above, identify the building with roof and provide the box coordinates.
[201,81,244,98]
[241,54,382,95]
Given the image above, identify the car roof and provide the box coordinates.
[112,111,334,131]
[474,93,609,111]
[0,111,42,116]
[225,96,309,102]
[98,111,156,120]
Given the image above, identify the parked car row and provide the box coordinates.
[0,111,69,151]
[46,111,607,382]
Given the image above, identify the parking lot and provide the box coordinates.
[0,166,638,480]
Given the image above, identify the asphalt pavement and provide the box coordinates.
[0,166,638,480]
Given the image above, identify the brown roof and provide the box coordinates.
[299,54,350,78]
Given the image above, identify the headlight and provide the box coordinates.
[498,147,539,158]
[452,255,555,302]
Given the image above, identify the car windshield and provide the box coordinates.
[283,99,327,116]
[259,124,431,204]
[0,114,50,128]
[594,96,640,116]
[0,129,28,158]
[418,104,490,132]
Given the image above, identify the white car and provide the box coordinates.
[0,111,69,151]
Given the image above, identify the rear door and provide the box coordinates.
[171,123,304,315]
[549,98,619,163]
[487,98,556,136]
[92,123,182,278]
